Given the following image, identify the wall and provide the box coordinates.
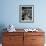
[0,0,46,29]
[0,0,46,44]
[0,0,45,29]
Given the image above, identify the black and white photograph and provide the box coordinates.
[19,5,34,23]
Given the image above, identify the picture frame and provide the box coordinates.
[19,5,34,23]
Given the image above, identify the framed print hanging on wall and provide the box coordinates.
[19,5,34,23]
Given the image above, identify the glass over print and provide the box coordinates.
[19,5,34,23]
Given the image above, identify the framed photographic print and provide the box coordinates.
[19,5,34,23]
